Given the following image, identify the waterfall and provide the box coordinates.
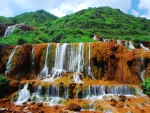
[107,86,131,95]
[140,56,145,81]
[51,42,84,79]
[125,40,128,47]
[73,72,83,84]
[140,43,149,50]
[31,45,35,68]
[5,46,19,75]
[16,84,30,104]
[15,83,144,105]
[68,43,84,72]
[4,25,17,37]
[77,43,84,72]
[80,85,143,100]
[51,43,68,78]
[38,44,50,78]
[141,70,145,82]
[103,39,110,42]
[32,86,43,102]
[82,85,105,99]
[64,86,69,99]
[129,41,135,49]
[45,85,62,105]
[88,43,94,78]
[117,40,122,45]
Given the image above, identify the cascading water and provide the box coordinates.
[32,84,63,105]
[77,43,84,72]
[16,84,30,104]
[73,72,83,84]
[107,86,131,95]
[68,43,84,73]
[140,43,149,50]
[15,84,144,105]
[63,86,69,99]
[82,85,106,99]
[79,85,143,100]
[103,39,110,42]
[88,43,94,78]
[50,42,85,80]
[117,40,122,45]
[4,25,17,37]
[31,45,35,68]
[5,46,19,75]
[51,43,68,78]
[8,42,148,112]
[32,85,43,102]
[140,56,146,81]
[38,44,51,78]
[129,41,135,49]
[125,40,128,47]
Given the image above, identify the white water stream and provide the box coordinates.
[5,46,19,75]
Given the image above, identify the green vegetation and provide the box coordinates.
[0,7,150,45]
[0,10,58,26]
[141,78,150,95]
[0,74,9,96]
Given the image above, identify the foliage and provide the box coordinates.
[0,10,58,26]
[0,7,150,45]
[141,78,150,95]
[0,16,12,24]
[0,74,9,96]
[13,10,58,26]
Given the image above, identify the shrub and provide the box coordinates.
[0,74,9,96]
[141,78,150,95]
[17,38,28,45]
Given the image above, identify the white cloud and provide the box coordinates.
[131,9,140,17]
[50,0,132,17]
[0,0,132,17]
[138,0,150,19]
[74,3,88,12]
[0,0,13,17]
[52,8,66,17]
[0,8,13,17]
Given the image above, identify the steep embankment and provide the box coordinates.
[1,42,150,84]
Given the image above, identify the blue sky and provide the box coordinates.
[0,0,150,19]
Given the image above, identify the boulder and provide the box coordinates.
[0,23,7,37]
[67,103,81,111]
[93,35,103,41]
[16,23,34,31]
[9,80,20,94]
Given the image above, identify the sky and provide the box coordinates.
[0,0,150,19]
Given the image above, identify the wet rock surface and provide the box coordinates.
[67,103,81,111]
[0,23,7,37]
[0,42,150,113]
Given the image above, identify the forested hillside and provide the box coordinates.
[0,6,150,45]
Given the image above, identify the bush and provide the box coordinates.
[17,38,28,45]
[141,78,150,95]
[0,74,9,96]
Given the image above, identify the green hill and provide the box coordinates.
[0,7,150,45]
[0,10,58,26]
[0,16,12,24]
[13,10,58,26]
[51,6,150,40]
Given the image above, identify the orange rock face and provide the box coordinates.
[0,42,150,84]
[1,42,150,112]
[91,42,144,84]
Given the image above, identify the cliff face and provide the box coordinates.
[0,42,150,84]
